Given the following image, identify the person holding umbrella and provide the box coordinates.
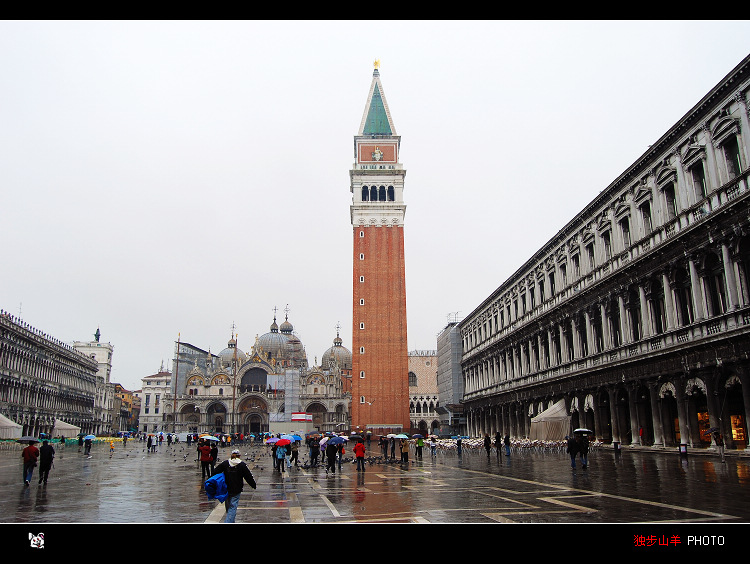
[212,448,256,523]
[20,438,39,486]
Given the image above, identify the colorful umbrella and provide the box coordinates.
[276,438,291,447]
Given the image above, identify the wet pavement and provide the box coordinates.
[2,439,749,526]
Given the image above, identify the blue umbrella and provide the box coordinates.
[84,434,96,440]
[328,436,347,445]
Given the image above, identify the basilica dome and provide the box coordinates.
[255,314,308,368]
[256,317,288,359]
[218,336,247,368]
[322,332,351,372]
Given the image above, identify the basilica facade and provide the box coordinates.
[155,313,353,436]
[460,54,750,453]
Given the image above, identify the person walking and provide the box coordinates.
[275,444,287,473]
[390,437,396,460]
[484,433,492,459]
[415,436,424,459]
[210,442,219,474]
[38,440,55,484]
[198,441,213,480]
[504,434,511,456]
[379,436,388,459]
[495,432,502,459]
[578,434,589,469]
[290,442,299,467]
[310,437,320,467]
[429,436,437,457]
[325,441,338,474]
[22,441,40,486]
[354,439,366,471]
[456,436,463,457]
[566,435,579,469]
[212,449,256,523]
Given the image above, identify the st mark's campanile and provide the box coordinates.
[350,61,410,434]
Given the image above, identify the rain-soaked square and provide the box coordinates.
[2,439,748,525]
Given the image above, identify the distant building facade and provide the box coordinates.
[409,350,440,435]
[73,331,115,435]
[436,320,465,436]
[0,310,98,435]
[459,55,750,453]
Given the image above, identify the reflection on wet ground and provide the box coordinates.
[1,440,749,524]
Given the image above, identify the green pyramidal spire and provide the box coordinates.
[362,83,392,136]
[358,62,396,137]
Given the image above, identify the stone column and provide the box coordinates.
[600,302,611,350]
[628,384,640,446]
[639,285,651,338]
[674,377,690,450]
[584,309,593,355]
[705,370,725,446]
[721,241,740,311]
[608,386,621,444]
[649,382,665,447]
[702,122,721,192]
[662,271,676,331]
[618,293,631,344]
[688,255,706,321]
[572,317,581,359]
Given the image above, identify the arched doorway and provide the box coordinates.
[634,384,653,445]
[686,378,710,446]
[207,403,227,434]
[658,383,680,446]
[306,402,327,431]
[721,374,747,449]
[597,389,612,442]
[238,396,267,435]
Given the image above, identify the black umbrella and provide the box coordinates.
[18,436,39,444]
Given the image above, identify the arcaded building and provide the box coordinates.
[460,54,750,452]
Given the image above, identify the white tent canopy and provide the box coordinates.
[52,419,81,437]
[529,399,570,441]
[0,413,22,439]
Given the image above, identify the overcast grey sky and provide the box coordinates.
[2,20,749,392]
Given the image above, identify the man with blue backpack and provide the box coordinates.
[207,449,256,523]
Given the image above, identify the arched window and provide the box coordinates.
[673,267,694,326]
[387,186,395,201]
[361,186,369,201]
[370,186,378,201]
[408,371,417,386]
[378,186,386,201]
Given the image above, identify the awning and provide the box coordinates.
[0,413,22,439]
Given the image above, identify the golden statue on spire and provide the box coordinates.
[374,59,380,69]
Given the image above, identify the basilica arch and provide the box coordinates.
[237,396,268,435]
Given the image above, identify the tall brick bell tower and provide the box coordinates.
[350,60,410,435]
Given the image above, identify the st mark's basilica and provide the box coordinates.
[149,310,353,436]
